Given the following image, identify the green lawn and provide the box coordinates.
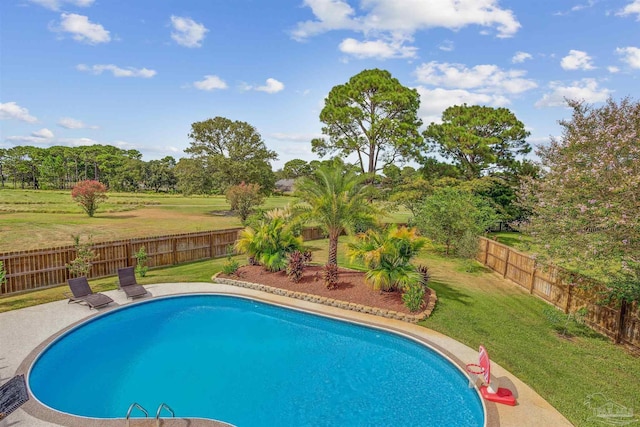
[0,189,295,252]
[488,231,535,252]
[2,238,638,426]
[0,189,410,252]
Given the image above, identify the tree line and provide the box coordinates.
[0,145,177,192]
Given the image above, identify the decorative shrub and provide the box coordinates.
[71,180,108,217]
[303,250,313,264]
[134,245,149,277]
[348,225,427,292]
[323,263,339,289]
[235,206,303,272]
[66,235,98,277]
[402,283,425,312]
[222,258,240,275]
[416,264,430,289]
[286,250,306,283]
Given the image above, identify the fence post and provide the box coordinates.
[64,247,73,282]
[214,231,215,259]
[172,237,178,265]
[126,241,132,267]
[483,238,489,265]
[528,259,537,294]
[503,248,510,278]
[614,301,627,344]
[564,283,573,314]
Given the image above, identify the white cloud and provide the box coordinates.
[535,79,611,108]
[339,37,417,59]
[28,0,94,11]
[512,51,532,63]
[58,117,98,129]
[193,75,227,91]
[170,16,208,48]
[5,134,98,146]
[292,0,520,58]
[560,50,595,70]
[617,1,640,19]
[32,128,54,139]
[415,86,510,124]
[415,61,537,94]
[608,66,620,73]
[241,78,285,93]
[76,64,156,78]
[58,137,99,146]
[6,128,55,144]
[438,40,455,52]
[294,0,520,39]
[6,136,49,144]
[291,0,357,40]
[256,78,285,94]
[554,0,597,16]
[5,128,53,144]
[616,46,640,68]
[0,102,38,123]
[53,13,110,44]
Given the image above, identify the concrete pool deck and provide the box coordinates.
[0,282,573,427]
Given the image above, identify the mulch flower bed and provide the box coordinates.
[216,264,436,322]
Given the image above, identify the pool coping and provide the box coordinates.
[4,282,573,427]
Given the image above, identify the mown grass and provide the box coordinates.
[0,189,409,252]
[0,189,295,252]
[488,231,535,252]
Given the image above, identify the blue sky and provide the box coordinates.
[1,0,639,169]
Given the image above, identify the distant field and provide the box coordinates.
[0,189,410,252]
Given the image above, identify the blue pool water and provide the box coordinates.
[29,295,484,426]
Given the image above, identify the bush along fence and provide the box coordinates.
[0,226,327,296]
[478,237,640,351]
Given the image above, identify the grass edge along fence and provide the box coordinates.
[478,236,640,351]
[0,227,326,296]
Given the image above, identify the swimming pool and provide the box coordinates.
[29,294,485,426]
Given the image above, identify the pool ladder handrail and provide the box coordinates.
[156,402,175,427]
[126,402,148,427]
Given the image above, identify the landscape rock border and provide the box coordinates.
[213,272,437,323]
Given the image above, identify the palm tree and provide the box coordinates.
[294,164,376,288]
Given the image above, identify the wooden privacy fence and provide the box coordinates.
[478,237,640,351]
[0,226,327,296]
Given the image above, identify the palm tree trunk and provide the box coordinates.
[328,229,340,267]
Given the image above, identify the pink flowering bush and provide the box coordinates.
[522,98,640,304]
[71,180,108,217]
